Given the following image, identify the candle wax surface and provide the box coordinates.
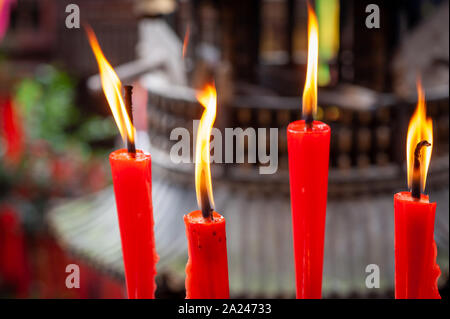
[110,148,151,162]
[287,120,331,299]
[110,148,159,299]
[184,210,229,299]
[394,191,441,299]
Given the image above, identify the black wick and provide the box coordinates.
[411,140,431,199]
[304,112,313,129]
[124,85,136,156]
[303,94,314,129]
[200,169,214,221]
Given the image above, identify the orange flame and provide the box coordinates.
[302,1,319,119]
[85,25,135,144]
[407,79,433,191]
[195,84,217,211]
[182,23,190,59]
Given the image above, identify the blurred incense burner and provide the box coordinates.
[48,0,449,298]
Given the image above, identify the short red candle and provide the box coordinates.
[110,149,159,299]
[394,191,441,299]
[394,79,440,299]
[184,210,229,299]
[287,120,331,299]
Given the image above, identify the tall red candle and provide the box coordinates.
[87,27,158,298]
[287,3,330,299]
[287,121,330,299]
[110,149,158,298]
[394,80,440,299]
[184,84,229,299]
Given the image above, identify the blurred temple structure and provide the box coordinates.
[1,0,448,298]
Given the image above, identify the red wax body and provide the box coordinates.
[394,191,441,299]
[184,211,229,299]
[109,149,159,299]
[287,120,331,299]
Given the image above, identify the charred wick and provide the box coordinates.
[304,112,314,129]
[411,140,431,199]
[200,170,214,221]
[124,85,136,156]
[201,194,213,221]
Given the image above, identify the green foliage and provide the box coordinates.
[14,64,116,156]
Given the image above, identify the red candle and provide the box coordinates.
[87,27,158,298]
[184,211,229,298]
[394,192,440,299]
[184,84,230,299]
[110,149,158,298]
[287,3,330,299]
[287,121,330,299]
[394,80,440,299]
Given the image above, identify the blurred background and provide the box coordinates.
[0,0,448,298]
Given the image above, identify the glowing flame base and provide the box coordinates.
[195,84,217,219]
[406,80,433,194]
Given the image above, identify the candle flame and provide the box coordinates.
[302,1,319,120]
[195,84,217,213]
[407,79,433,192]
[85,25,135,144]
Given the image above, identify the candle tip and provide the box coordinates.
[304,113,314,129]
[200,186,214,221]
[124,85,136,156]
[411,140,431,199]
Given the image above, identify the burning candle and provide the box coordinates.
[86,26,158,299]
[394,80,441,299]
[184,84,229,299]
[287,2,331,299]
